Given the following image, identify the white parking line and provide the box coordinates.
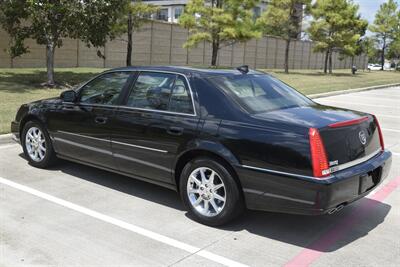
[317,100,399,109]
[0,176,248,267]
[382,128,400,133]
[336,95,400,103]
[374,114,400,119]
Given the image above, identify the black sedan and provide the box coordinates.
[11,66,392,226]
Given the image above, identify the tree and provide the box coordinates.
[0,0,126,86]
[341,21,368,68]
[179,0,261,66]
[308,0,368,74]
[369,0,399,70]
[362,37,379,63]
[256,0,311,74]
[387,38,400,67]
[113,1,158,66]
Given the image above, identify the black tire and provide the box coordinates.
[179,157,244,226]
[21,120,57,168]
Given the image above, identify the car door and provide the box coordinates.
[49,71,134,169]
[111,71,200,184]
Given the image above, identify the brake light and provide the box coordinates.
[309,128,330,178]
[328,116,369,128]
[373,115,385,150]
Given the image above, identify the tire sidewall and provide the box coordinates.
[22,120,55,168]
[179,157,243,226]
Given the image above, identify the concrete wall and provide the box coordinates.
[0,21,367,69]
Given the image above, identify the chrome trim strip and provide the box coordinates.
[243,188,315,205]
[111,140,168,153]
[330,148,382,173]
[57,130,168,153]
[242,148,382,180]
[241,165,324,180]
[57,131,109,143]
[77,103,197,117]
[54,137,112,155]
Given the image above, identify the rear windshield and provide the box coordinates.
[207,74,313,114]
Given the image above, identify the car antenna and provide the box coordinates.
[236,65,249,74]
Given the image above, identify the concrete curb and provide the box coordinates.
[309,83,400,99]
[0,133,13,145]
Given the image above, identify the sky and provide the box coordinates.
[353,0,399,23]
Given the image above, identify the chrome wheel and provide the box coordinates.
[187,167,226,217]
[25,127,46,162]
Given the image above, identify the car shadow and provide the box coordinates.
[219,198,390,252]
[21,154,391,253]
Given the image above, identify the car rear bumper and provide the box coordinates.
[236,150,392,215]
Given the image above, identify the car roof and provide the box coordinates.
[108,65,265,77]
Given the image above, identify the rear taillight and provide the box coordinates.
[309,128,330,178]
[373,115,385,150]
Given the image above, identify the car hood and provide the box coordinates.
[252,104,368,129]
[29,97,62,105]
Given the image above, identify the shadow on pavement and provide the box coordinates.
[22,154,391,253]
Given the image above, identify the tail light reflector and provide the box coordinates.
[373,115,384,150]
[309,128,330,178]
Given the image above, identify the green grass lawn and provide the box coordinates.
[0,68,105,134]
[1,67,400,134]
[264,69,400,95]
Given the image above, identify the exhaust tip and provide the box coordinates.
[327,203,347,215]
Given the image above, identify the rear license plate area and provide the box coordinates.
[359,167,382,194]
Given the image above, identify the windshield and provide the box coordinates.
[207,74,314,114]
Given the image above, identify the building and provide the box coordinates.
[141,0,303,38]
[142,0,186,23]
[142,0,270,23]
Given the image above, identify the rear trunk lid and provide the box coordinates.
[319,116,382,171]
[252,104,383,173]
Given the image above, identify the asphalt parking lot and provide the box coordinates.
[1,87,399,267]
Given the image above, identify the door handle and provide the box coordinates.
[167,126,183,136]
[94,116,108,124]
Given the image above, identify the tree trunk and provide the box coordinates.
[284,39,290,74]
[328,50,333,74]
[381,37,386,71]
[126,12,133,66]
[211,39,219,66]
[324,50,329,74]
[46,44,55,87]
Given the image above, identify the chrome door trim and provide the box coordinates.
[57,130,168,154]
[111,140,168,153]
[57,130,109,142]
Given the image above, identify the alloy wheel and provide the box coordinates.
[25,127,46,162]
[187,167,226,217]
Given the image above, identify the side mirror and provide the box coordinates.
[60,90,77,102]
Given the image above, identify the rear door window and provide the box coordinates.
[126,72,194,115]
